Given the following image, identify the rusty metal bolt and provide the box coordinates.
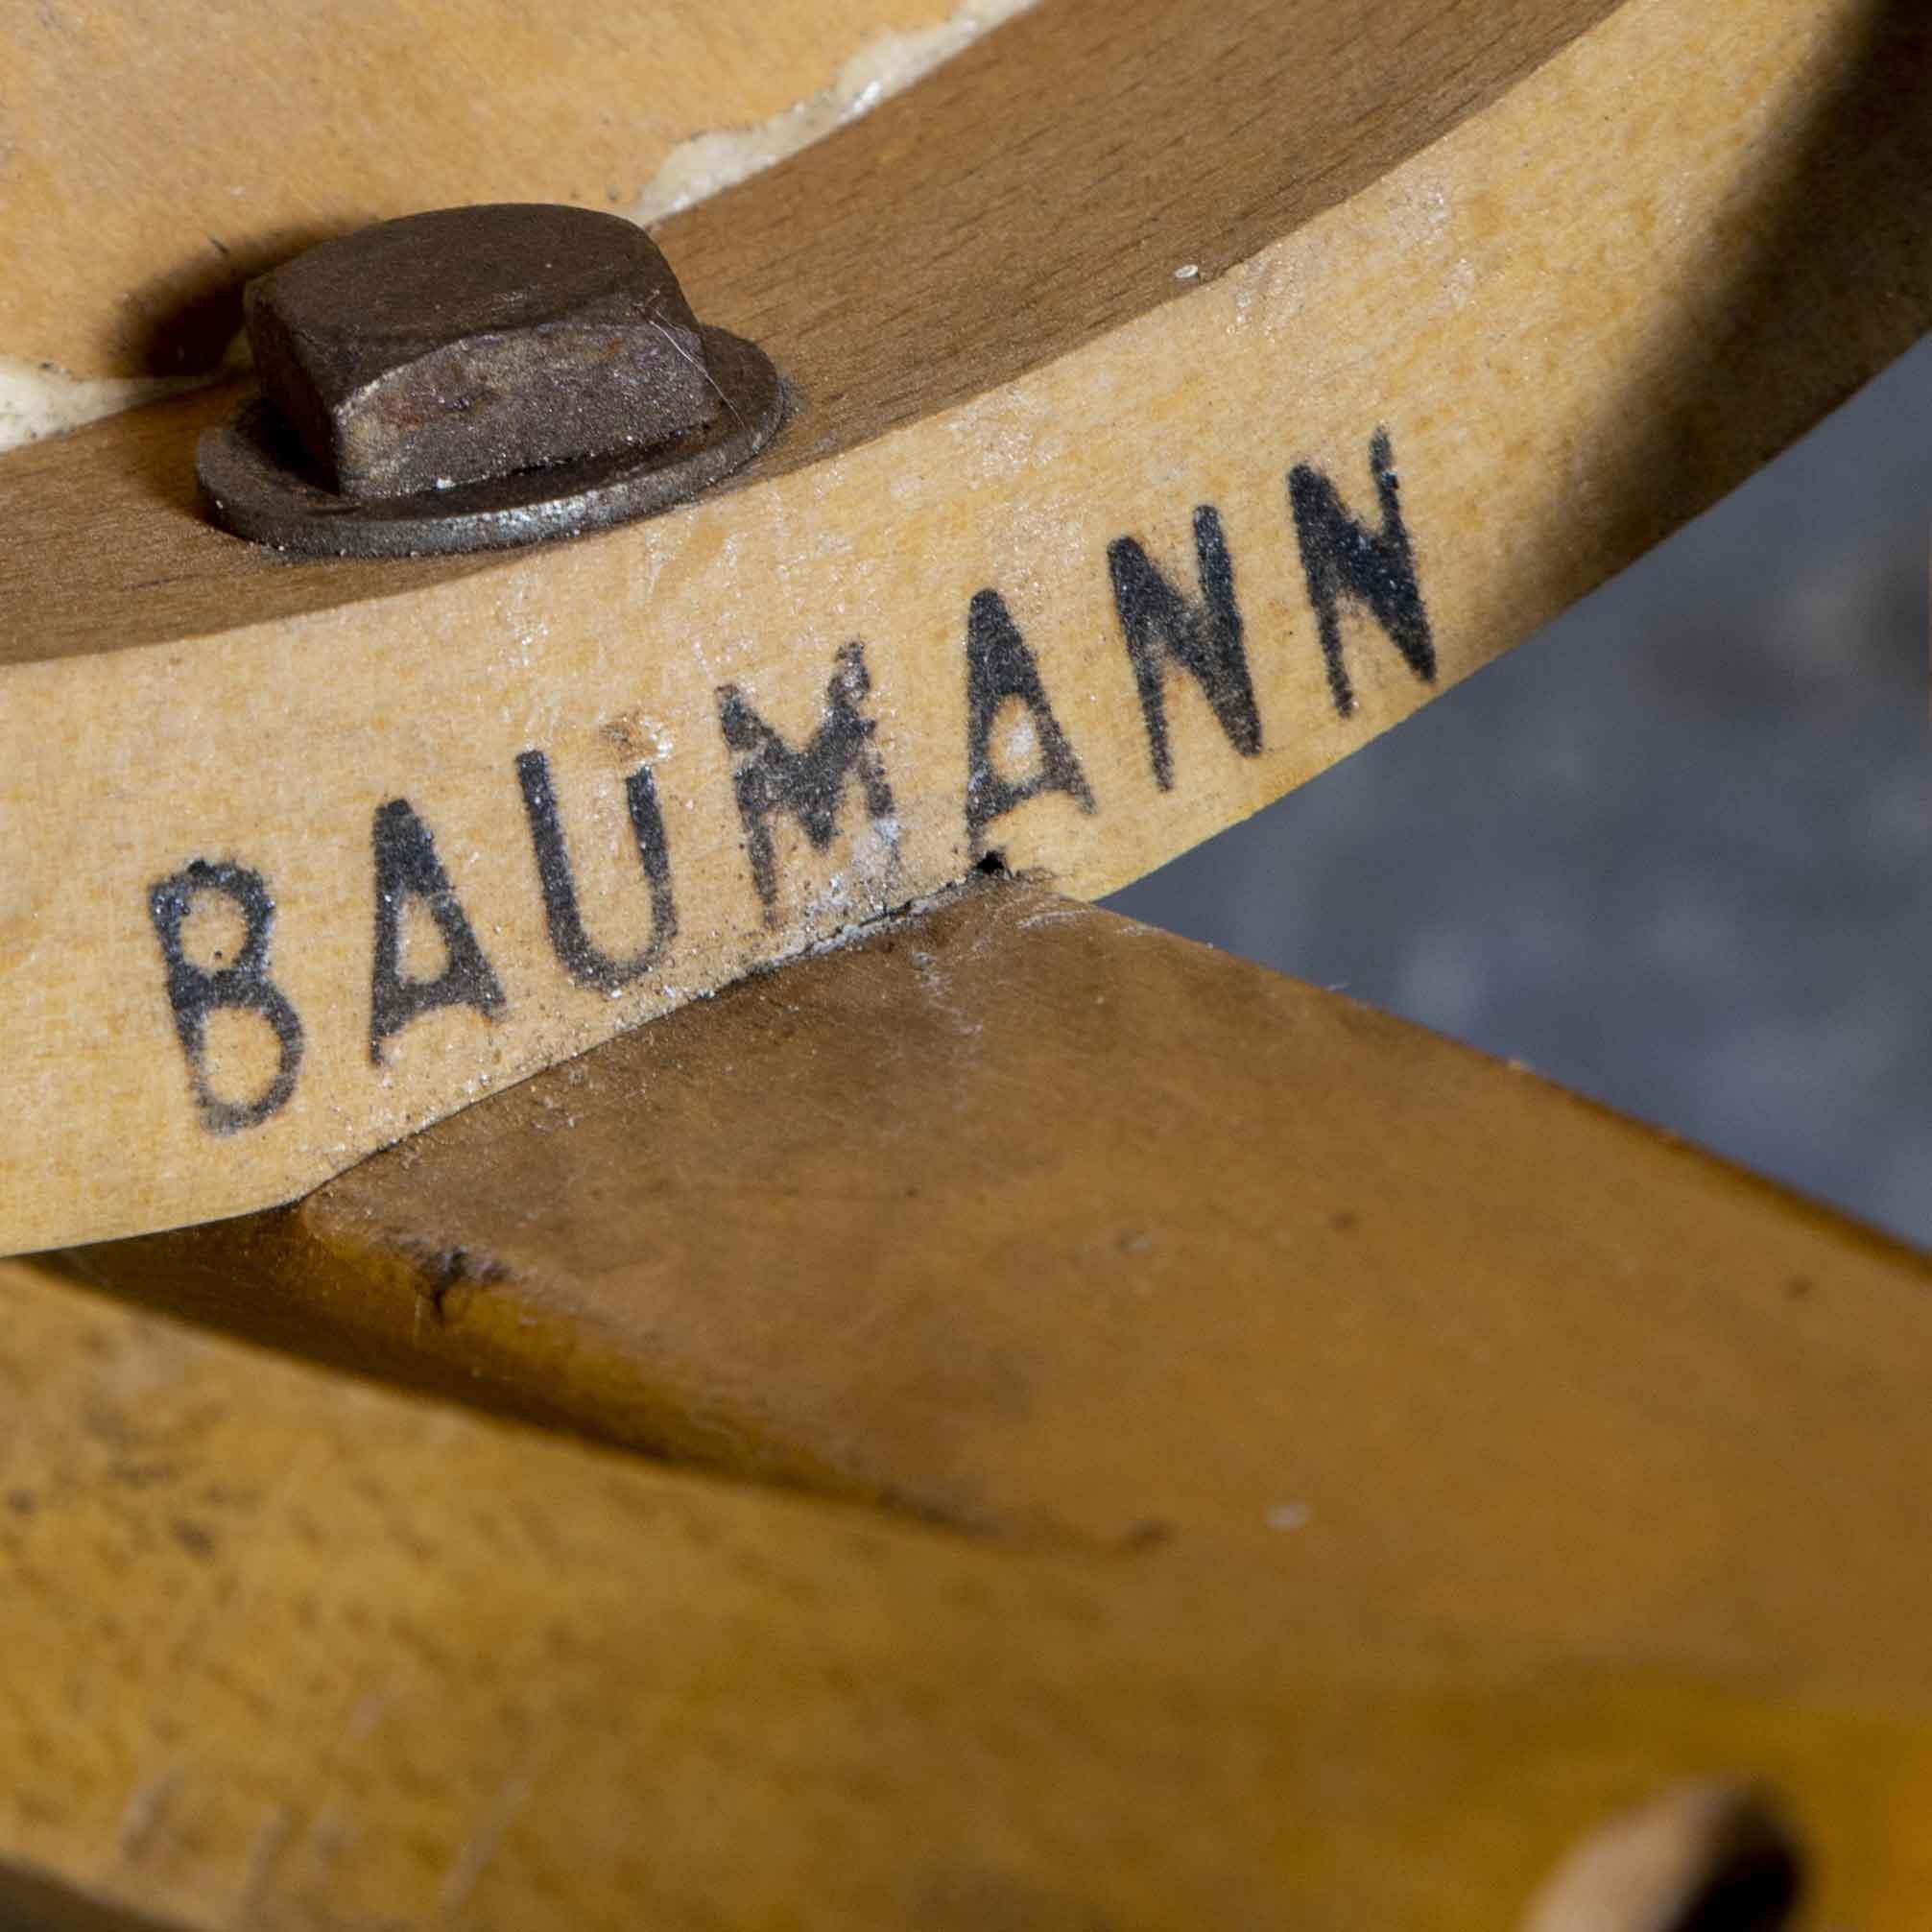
[199,203,783,557]
[244,203,719,501]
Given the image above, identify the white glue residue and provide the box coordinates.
[0,358,215,456]
[0,0,1036,458]
[628,0,1034,224]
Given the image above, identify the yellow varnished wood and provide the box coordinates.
[73,885,1932,1723]
[4,1252,1931,1928]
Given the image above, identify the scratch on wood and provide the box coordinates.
[439,1758,538,1920]
[113,1764,180,1861]
[234,1802,296,1924]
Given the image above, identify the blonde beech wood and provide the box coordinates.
[4,0,1930,1252]
[4,1252,1932,1929]
[69,885,1932,1716]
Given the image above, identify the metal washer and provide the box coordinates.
[196,326,785,560]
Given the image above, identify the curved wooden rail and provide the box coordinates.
[4,0,1929,1252]
[9,9,1932,1926]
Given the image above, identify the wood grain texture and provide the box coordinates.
[5,0,1931,1250]
[69,884,1932,1716]
[0,0,986,382]
[5,1249,1932,1930]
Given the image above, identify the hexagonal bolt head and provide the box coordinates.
[244,204,720,501]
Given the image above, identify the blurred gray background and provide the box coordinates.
[1109,336,1932,1252]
